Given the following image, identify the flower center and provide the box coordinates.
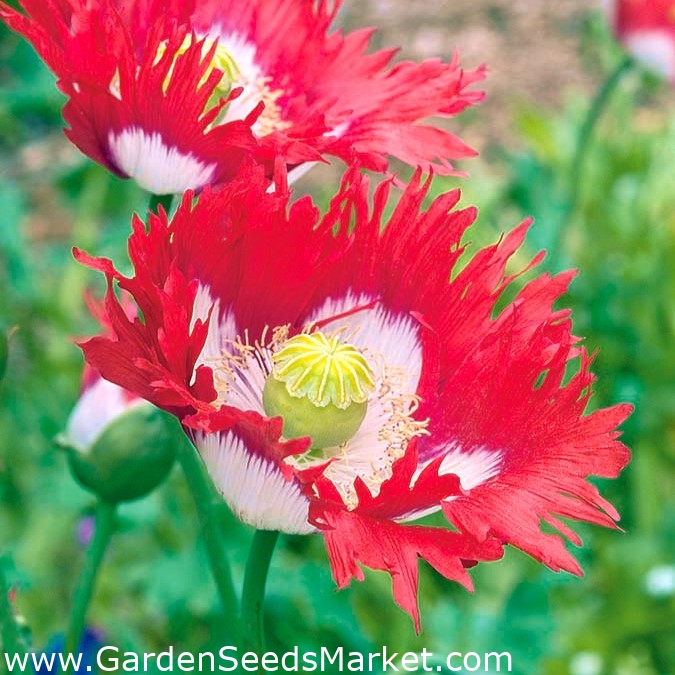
[262,332,375,449]
[198,301,430,511]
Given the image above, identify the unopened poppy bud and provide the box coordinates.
[59,375,177,503]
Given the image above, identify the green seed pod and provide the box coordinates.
[263,375,368,448]
[262,332,375,448]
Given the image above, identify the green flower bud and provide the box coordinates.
[59,378,179,503]
[65,404,178,503]
[262,332,375,448]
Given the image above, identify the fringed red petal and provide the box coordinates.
[312,503,502,632]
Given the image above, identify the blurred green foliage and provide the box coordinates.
[0,8,674,675]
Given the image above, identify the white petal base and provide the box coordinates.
[108,127,216,194]
[195,430,315,534]
[400,445,503,522]
[439,444,503,491]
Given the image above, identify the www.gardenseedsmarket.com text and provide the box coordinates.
[6,645,513,672]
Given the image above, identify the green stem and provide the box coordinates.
[551,55,634,268]
[175,437,241,643]
[0,557,27,660]
[568,55,634,214]
[64,500,116,664]
[241,529,280,659]
[148,193,175,215]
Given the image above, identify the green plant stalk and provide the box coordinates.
[0,329,8,382]
[567,54,634,216]
[0,557,26,660]
[148,192,175,215]
[241,529,280,662]
[64,500,117,664]
[175,436,241,644]
[548,55,634,271]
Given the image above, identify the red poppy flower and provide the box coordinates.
[0,0,485,194]
[74,163,631,629]
[609,0,675,82]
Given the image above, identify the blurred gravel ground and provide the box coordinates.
[340,0,602,150]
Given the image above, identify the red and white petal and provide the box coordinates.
[610,0,675,83]
[623,29,675,80]
[211,341,270,415]
[392,445,504,522]
[190,284,237,373]
[437,444,504,492]
[205,30,289,135]
[195,429,314,534]
[191,284,271,415]
[108,128,218,195]
[193,0,484,172]
[429,306,632,571]
[441,402,632,574]
[305,293,423,395]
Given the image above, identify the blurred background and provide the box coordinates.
[1,1,674,673]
